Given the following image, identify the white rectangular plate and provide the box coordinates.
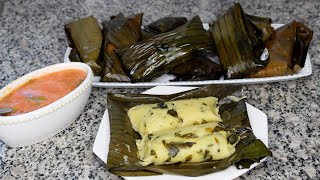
[93,86,269,180]
[64,24,312,88]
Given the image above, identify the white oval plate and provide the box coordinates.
[64,24,312,88]
[93,86,269,180]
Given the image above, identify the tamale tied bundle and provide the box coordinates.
[209,3,272,79]
[144,17,188,34]
[141,16,188,40]
[170,50,223,81]
[249,21,313,78]
[102,13,143,49]
[100,13,145,82]
[118,16,210,82]
[65,16,103,75]
[101,41,130,82]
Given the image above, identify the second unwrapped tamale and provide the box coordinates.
[137,122,238,166]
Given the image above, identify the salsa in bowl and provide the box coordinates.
[0,62,93,147]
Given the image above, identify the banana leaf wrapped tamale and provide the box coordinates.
[209,3,272,79]
[144,17,188,34]
[102,13,143,49]
[100,13,142,82]
[141,17,188,40]
[170,50,223,81]
[244,14,274,42]
[118,16,210,82]
[106,85,272,176]
[101,41,130,82]
[249,21,313,78]
[65,16,103,75]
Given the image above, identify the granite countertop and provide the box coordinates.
[0,0,319,179]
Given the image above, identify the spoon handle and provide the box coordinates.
[0,108,13,115]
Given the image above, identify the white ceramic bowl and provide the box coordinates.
[0,62,93,147]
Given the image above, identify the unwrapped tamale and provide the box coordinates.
[137,122,238,166]
[128,97,221,136]
[65,16,103,75]
[106,85,272,176]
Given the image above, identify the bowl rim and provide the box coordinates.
[0,62,93,125]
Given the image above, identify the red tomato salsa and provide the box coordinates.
[0,69,87,116]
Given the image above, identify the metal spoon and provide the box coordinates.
[0,108,13,115]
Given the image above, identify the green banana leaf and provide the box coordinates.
[65,16,103,75]
[141,17,188,40]
[169,49,223,81]
[100,40,131,82]
[244,13,274,42]
[144,17,188,34]
[248,21,313,78]
[106,85,272,177]
[209,3,271,79]
[118,16,210,82]
[102,13,143,49]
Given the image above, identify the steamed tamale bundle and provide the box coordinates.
[65,16,103,75]
[141,16,188,40]
[100,13,144,82]
[249,21,313,78]
[170,50,223,81]
[106,85,272,176]
[118,16,210,82]
[101,41,130,82]
[102,13,143,49]
[144,17,188,34]
[209,3,272,79]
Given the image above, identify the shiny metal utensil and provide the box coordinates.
[0,108,13,115]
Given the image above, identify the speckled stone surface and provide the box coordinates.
[0,0,319,179]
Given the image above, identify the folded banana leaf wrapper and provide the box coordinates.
[118,16,211,82]
[249,21,313,78]
[65,16,103,75]
[170,50,223,81]
[102,13,143,49]
[106,85,272,177]
[100,13,144,82]
[142,17,188,40]
[144,17,188,34]
[209,3,272,79]
[101,41,131,82]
